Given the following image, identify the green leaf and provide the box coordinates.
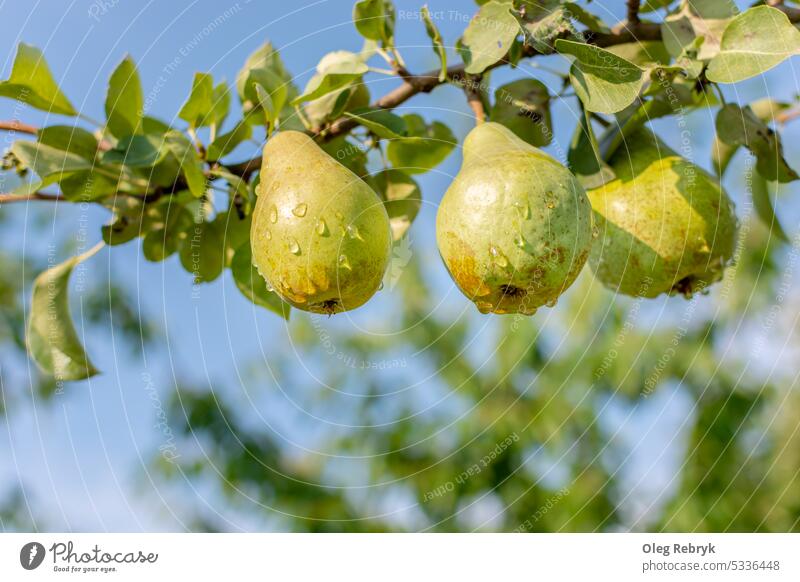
[386,114,456,173]
[11,140,92,178]
[712,98,790,177]
[751,171,789,243]
[320,136,369,177]
[210,82,230,130]
[179,216,225,282]
[563,2,610,34]
[556,39,645,114]
[37,126,99,160]
[661,0,735,61]
[353,0,395,44]
[105,56,143,138]
[26,245,102,381]
[706,6,800,84]
[421,5,447,82]
[207,121,252,160]
[458,1,520,74]
[230,243,290,318]
[236,42,297,126]
[292,51,368,105]
[491,79,551,147]
[522,1,578,54]
[343,108,407,139]
[716,103,798,183]
[165,132,207,197]
[606,41,671,66]
[178,73,214,129]
[568,106,615,188]
[102,134,168,167]
[0,43,76,115]
[254,84,276,129]
[59,171,117,201]
[369,169,421,240]
[143,207,194,262]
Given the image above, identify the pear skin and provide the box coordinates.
[251,131,391,314]
[436,122,593,315]
[589,129,737,298]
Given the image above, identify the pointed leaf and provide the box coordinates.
[458,1,520,74]
[178,73,214,129]
[231,243,290,318]
[556,39,645,114]
[422,5,447,81]
[0,43,76,115]
[26,245,102,381]
[751,171,790,243]
[105,56,143,138]
[706,6,800,83]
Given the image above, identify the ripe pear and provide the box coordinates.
[251,131,391,314]
[436,122,592,315]
[589,129,737,298]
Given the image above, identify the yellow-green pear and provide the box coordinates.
[589,129,737,297]
[251,131,391,314]
[436,122,592,315]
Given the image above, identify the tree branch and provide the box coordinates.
[0,120,38,136]
[626,0,641,25]
[463,75,487,125]
[0,191,63,204]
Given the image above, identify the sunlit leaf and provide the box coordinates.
[458,1,520,74]
[0,43,76,115]
[706,6,800,83]
[353,0,395,45]
[421,5,447,81]
[385,114,456,173]
[105,56,143,138]
[556,39,644,114]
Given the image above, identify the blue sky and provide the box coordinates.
[1,0,799,531]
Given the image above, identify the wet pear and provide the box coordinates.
[588,129,737,298]
[251,131,391,314]
[436,122,592,314]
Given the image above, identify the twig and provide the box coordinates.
[627,0,641,25]
[0,191,63,203]
[463,75,486,125]
[0,120,38,135]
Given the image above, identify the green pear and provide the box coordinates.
[436,122,592,315]
[588,129,737,297]
[251,131,391,314]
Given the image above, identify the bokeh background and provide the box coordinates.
[1,0,799,532]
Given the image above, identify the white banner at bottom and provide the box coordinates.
[1,533,798,580]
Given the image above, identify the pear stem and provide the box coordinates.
[463,75,486,125]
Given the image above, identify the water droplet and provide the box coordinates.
[268,205,278,223]
[334,211,344,221]
[316,219,328,236]
[514,234,528,250]
[513,201,531,219]
[545,191,556,210]
[265,230,272,241]
[545,297,558,308]
[592,226,600,239]
[378,281,384,291]
[265,280,274,292]
[338,254,352,271]
[346,224,364,241]
[489,245,508,268]
[475,301,494,314]
[292,203,308,217]
[288,238,301,255]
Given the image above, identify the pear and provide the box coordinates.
[436,122,592,315]
[251,131,391,314]
[588,129,738,298]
